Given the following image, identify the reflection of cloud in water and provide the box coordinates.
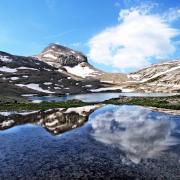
[90,105,178,164]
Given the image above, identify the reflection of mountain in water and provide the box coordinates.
[0,105,100,135]
[90,105,179,164]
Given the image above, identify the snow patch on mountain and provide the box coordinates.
[10,77,19,80]
[64,63,99,78]
[0,66,17,73]
[17,67,38,71]
[43,82,53,85]
[16,83,55,94]
[0,55,12,62]
[43,53,57,59]
[90,86,121,92]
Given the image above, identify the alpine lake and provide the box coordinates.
[0,92,180,179]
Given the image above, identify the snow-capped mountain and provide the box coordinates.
[129,60,180,82]
[126,60,180,92]
[0,50,104,100]
[37,43,102,78]
[0,43,179,100]
[37,43,128,83]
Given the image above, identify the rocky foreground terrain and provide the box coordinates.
[0,43,179,101]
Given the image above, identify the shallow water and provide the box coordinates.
[29,92,178,102]
[0,105,180,179]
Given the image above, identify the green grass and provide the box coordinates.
[105,96,180,110]
[0,95,179,111]
[0,100,90,111]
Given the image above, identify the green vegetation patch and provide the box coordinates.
[105,95,180,110]
[0,100,90,111]
[0,95,180,111]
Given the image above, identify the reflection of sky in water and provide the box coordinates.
[29,92,177,102]
[0,105,180,179]
[0,124,38,135]
[89,105,180,164]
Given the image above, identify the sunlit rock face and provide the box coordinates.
[37,43,102,78]
[37,43,87,68]
[127,60,180,93]
[89,105,179,164]
[0,105,100,135]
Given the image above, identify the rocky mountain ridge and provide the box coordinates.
[126,60,180,92]
[37,43,102,78]
[0,49,105,101]
[37,44,127,82]
[37,43,87,67]
[0,43,179,100]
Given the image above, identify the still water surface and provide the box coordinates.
[0,105,180,179]
[29,92,178,102]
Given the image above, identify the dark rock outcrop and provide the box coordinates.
[37,43,87,67]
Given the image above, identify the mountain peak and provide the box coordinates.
[43,43,74,53]
[38,43,87,68]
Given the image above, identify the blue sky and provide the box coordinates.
[0,0,179,73]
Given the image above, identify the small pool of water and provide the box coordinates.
[0,105,179,179]
[29,92,178,102]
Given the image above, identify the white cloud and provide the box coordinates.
[163,8,180,22]
[90,105,178,164]
[88,5,179,72]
